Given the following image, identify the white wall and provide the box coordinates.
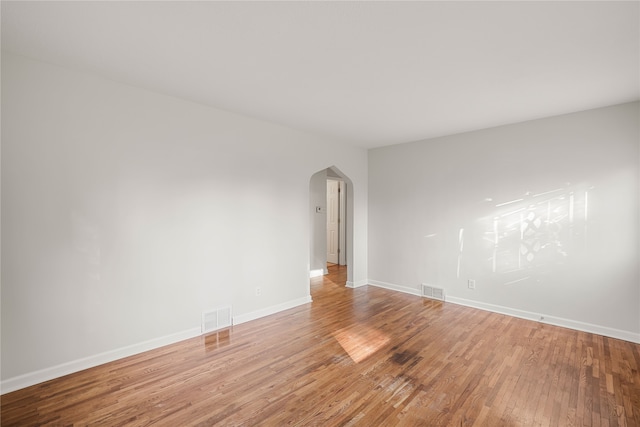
[1,52,368,389]
[309,169,328,276]
[369,102,639,342]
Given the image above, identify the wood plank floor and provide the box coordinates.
[2,264,639,426]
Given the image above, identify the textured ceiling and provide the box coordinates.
[2,1,638,148]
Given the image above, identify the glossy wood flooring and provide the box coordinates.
[2,265,640,426]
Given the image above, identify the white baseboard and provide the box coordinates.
[6,289,634,396]
[345,279,368,288]
[1,327,202,395]
[368,280,421,296]
[446,296,640,344]
[232,295,312,325]
[2,295,314,395]
[2,296,313,395]
[367,278,639,344]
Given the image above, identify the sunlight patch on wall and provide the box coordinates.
[480,183,593,284]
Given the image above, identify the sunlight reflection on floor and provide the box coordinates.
[333,325,390,363]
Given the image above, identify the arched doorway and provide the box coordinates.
[309,166,354,285]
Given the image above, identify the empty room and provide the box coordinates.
[1,1,638,426]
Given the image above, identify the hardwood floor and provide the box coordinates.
[2,264,639,426]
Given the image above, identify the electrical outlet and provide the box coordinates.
[255,287,261,296]
[468,279,476,290]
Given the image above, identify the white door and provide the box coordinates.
[327,180,339,264]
